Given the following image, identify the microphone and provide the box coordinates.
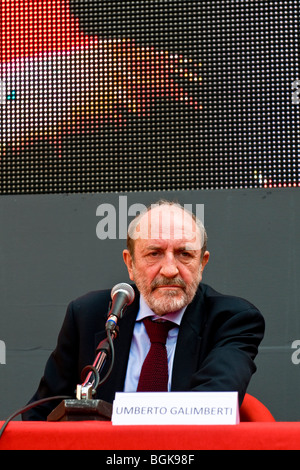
[78,284,134,399]
[105,283,135,332]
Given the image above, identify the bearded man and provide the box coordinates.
[22,200,264,420]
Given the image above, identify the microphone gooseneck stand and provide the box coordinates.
[47,315,120,422]
[47,283,135,421]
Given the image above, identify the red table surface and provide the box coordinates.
[0,421,300,450]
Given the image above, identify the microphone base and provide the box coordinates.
[47,399,112,422]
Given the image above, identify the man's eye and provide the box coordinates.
[179,251,192,258]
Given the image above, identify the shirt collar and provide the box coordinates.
[137,294,186,326]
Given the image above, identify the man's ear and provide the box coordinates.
[123,249,134,281]
[199,250,210,278]
[201,251,210,270]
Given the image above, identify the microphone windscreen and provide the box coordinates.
[111,283,135,304]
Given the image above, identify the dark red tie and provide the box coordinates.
[137,317,175,392]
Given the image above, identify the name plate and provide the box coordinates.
[112,392,239,425]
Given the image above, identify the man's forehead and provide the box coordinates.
[129,205,203,248]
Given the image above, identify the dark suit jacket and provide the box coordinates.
[22,283,265,420]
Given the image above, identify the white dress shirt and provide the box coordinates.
[123,294,186,392]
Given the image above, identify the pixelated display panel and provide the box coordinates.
[1,1,299,193]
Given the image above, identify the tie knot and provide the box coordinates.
[143,317,175,345]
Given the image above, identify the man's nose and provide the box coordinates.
[159,254,179,277]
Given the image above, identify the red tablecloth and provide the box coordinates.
[0,421,300,450]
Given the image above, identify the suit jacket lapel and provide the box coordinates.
[171,286,206,391]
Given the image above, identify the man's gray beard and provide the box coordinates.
[133,270,201,316]
[146,291,191,316]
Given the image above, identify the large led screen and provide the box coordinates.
[1,1,299,193]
